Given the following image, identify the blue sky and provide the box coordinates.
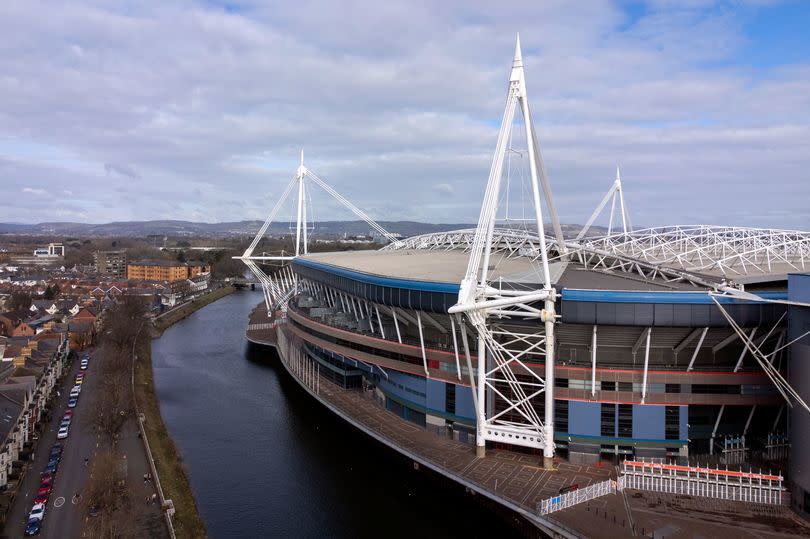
[0,0,808,229]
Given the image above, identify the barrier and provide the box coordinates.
[620,459,783,505]
[538,479,618,515]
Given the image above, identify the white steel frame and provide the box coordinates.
[449,35,560,460]
[239,151,401,312]
[575,166,630,240]
[580,225,810,277]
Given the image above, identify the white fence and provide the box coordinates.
[620,460,783,505]
[538,479,618,515]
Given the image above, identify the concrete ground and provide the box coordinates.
[2,350,167,539]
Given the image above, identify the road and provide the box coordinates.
[4,350,167,538]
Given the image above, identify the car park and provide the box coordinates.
[68,397,78,408]
[57,426,69,440]
[24,517,41,536]
[29,503,45,521]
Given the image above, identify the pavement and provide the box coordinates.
[2,350,167,538]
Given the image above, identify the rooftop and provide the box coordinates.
[298,249,701,292]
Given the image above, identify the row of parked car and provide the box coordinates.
[24,353,90,536]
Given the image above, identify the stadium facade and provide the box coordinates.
[242,36,810,519]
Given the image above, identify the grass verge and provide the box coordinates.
[152,286,235,336]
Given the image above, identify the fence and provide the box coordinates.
[620,459,783,505]
[538,479,618,515]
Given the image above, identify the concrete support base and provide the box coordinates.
[543,456,555,470]
[476,444,486,458]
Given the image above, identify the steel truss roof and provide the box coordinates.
[580,225,810,278]
[385,225,810,285]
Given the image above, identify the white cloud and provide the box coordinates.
[22,187,46,196]
[0,0,806,230]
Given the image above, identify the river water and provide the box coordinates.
[152,290,520,538]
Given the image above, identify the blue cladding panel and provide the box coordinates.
[680,406,688,440]
[377,371,427,409]
[455,385,475,420]
[425,379,445,413]
[633,405,665,440]
[294,257,460,294]
[568,401,600,437]
[562,289,786,304]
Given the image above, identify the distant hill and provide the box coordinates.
[0,220,607,239]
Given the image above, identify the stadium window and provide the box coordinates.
[665,406,680,440]
[555,400,568,432]
[618,381,633,393]
[601,403,616,437]
[445,383,456,415]
[601,381,615,392]
[665,383,681,393]
[618,404,633,438]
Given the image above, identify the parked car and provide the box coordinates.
[74,378,83,385]
[57,426,69,440]
[39,472,54,486]
[59,419,71,430]
[63,410,73,419]
[29,503,45,521]
[80,361,88,370]
[34,487,50,504]
[68,398,78,408]
[45,458,59,474]
[24,517,41,536]
[69,386,81,398]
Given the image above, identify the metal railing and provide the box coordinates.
[538,479,618,515]
[620,459,783,505]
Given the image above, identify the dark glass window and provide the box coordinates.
[666,384,681,394]
[618,381,633,393]
[555,378,568,388]
[445,383,456,415]
[618,404,633,438]
[665,406,680,440]
[601,403,616,437]
[555,400,568,433]
[601,381,616,392]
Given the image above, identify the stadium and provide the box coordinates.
[242,37,810,524]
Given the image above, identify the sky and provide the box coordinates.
[0,0,809,229]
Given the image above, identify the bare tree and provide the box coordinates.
[103,295,147,353]
[82,451,138,538]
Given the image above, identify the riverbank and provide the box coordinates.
[152,285,235,336]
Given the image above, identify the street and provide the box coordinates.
[4,350,167,538]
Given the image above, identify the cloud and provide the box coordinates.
[22,187,46,196]
[0,1,806,230]
[104,162,140,179]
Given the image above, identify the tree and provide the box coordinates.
[176,250,187,263]
[103,296,147,353]
[82,451,138,538]
[43,284,60,299]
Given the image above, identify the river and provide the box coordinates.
[151,289,521,538]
